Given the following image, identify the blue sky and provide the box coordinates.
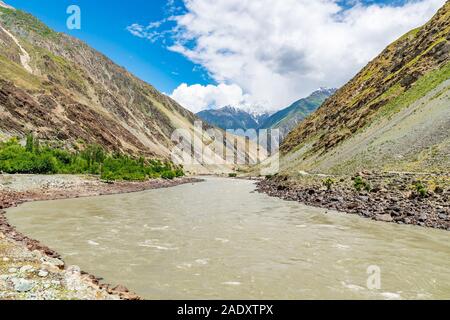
[4,0,444,112]
[7,0,208,94]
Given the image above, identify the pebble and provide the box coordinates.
[65,265,81,277]
[2,257,9,262]
[19,265,34,273]
[26,293,38,300]
[12,278,35,292]
[41,257,64,268]
[8,268,17,274]
[38,270,49,278]
[375,214,394,223]
[112,285,129,293]
[41,262,61,273]
[51,280,61,286]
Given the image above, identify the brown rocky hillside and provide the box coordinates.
[0,5,252,173]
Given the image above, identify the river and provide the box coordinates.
[6,177,450,299]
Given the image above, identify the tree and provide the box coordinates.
[25,133,34,153]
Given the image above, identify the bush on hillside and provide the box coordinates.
[354,176,371,192]
[0,135,183,181]
[322,177,335,191]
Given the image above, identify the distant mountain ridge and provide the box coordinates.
[196,88,335,138]
[197,106,270,131]
[259,88,336,138]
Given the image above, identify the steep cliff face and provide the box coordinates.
[280,1,450,174]
[0,6,246,172]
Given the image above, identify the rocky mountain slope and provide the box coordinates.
[279,1,450,175]
[260,88,335,139]
[0,5,252,173]
[197,106,269,131]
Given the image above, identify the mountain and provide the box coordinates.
[197,106,270,131]
[259,88,336,138]
[0,5,254,173]
[197,87,335,137]
[279,1,450,175]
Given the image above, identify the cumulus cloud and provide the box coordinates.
[170,83,253,113]
[130,0,445,111]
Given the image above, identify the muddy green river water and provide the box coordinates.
[6,177,450,299]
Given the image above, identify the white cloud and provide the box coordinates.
[170,83,254,113]
[131,0,446,111]
[126,20,169,42]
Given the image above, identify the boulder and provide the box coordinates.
[12,278,35,292]
[375,214,394,222]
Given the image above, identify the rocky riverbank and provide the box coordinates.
[0,174,201,300]
[256,171,450,231]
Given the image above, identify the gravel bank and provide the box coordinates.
[256,171,450,231]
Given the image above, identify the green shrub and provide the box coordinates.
[322,177,335,191]
[161,170,176,180]
[101,156,146,181]
[35,153,58,174]
[51,149,72,165]
[413,181,428,198]
[0,136,184,181]
[354,176,371,192]
[229,173,237,178]
[25,133,34,153]
[81,144,106,171]
[174,168,185,177]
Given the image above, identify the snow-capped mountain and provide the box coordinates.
[197,106,270,131]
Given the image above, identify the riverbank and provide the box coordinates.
[0,174,200,300]
[256,171,450,231]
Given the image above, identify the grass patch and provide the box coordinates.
[376,61,450,120]
[0,54,41,89]
[0,7,58,39]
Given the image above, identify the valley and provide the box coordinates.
[0,0,449,301]
[195,88,336,140]
[3,176,450,300]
